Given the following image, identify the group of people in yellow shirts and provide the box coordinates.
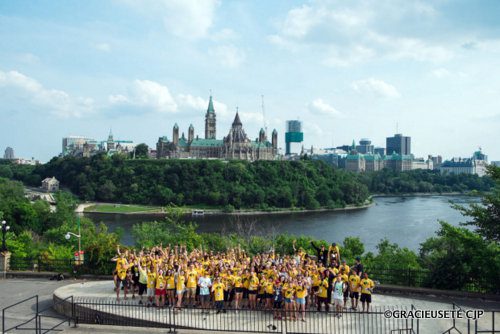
[112,242,375,319]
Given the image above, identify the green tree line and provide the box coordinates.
[4,155,370,210]
[358,168,493,194]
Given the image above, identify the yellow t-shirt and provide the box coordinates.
[147,272,156,289]
[156,275,165,289]
[212,283,225,301]
[341,274,349,283]
[283,284,295,299]
[360,278,374,294]
[264,281,274,295]
[349,274,360,290]
[318,279,329,298]
[166,275,175,289]
[329,245,340,257]
[186,270,198,288]
[248,275,259,291]
[176,275,186,291]
[339,264,350,275]
[116,258,128,280]
[295,285,307,299]
[233,275,243,288]
[312,273,321,287]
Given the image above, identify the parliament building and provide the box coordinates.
[156,96,278,161]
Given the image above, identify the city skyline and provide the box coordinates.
[1,1,500,162]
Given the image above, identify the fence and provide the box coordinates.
[1,295,73,334]
[3,295,499,334]
[70,298,499,334]
[72,298,417,334]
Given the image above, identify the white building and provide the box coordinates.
[439,150,488,176]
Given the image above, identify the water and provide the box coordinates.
[84,195,480,252]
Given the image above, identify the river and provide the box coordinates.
[84,195,479,252]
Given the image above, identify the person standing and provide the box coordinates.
[310,241,328,266]
[316,272,329,312]
[359,273,374,313]
[212,277,226,314]
[348,269,361,311]
[198,272,212,314]
[353,257,364,277]
[332,274,345,317]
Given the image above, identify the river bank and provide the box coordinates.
[80,201,373,216]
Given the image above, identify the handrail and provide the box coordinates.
[2,295,38,334]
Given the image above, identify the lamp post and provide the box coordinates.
[65,217,81,264]
[1,220,10,252]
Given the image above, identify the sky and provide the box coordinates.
[1,0,500,162]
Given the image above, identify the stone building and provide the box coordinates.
[41,177,59,192]
[156,96,278,161]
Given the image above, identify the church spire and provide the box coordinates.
[207,95,215,114]
[232,107,242,126]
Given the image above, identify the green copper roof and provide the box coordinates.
[190,138,224,147]
[346,154,363,160]
[178,138,189,147]
[364,154,382,161]
[251,141,272,148]
[207,96,215,114]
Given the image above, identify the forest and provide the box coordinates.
[0,155,493,211]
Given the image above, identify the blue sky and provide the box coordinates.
[1,0,500,162]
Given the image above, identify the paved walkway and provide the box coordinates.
[0,278,83,333]
[53,281,498,334]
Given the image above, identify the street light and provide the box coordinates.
[65,218,82,264]
[1,220,10,252]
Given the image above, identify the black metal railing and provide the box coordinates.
[71,298,500,334]
[1,295,74,334]
[73,298,416,334]
[3,294,499,334]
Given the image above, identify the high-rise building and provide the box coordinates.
[386,133,411,155]
[356,139,374,154]
[3,147,14,160]
[285,120,303,155]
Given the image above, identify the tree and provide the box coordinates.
[420,221,500,292]
[134,143,149,159]
[455,165,500,242]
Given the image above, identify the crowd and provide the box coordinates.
[112,240,375,320]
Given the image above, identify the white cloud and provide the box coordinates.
[209,45,246,68]
[0,69,94,117]
[121,0,220,39]
[323,45,375,67]
[431,68,450,78]
[109,81,229,116]
[94,42,111,52]
[109,79,178,113]
[303,122,324,136]
[351,78,401,98]
[211,28,238,42]
[309,98,341,117]
[280,4,322,38]
[270,1,454,66]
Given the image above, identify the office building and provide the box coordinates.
[3,147,14,160]
[386,134,411,155]
[356,139,374,154]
